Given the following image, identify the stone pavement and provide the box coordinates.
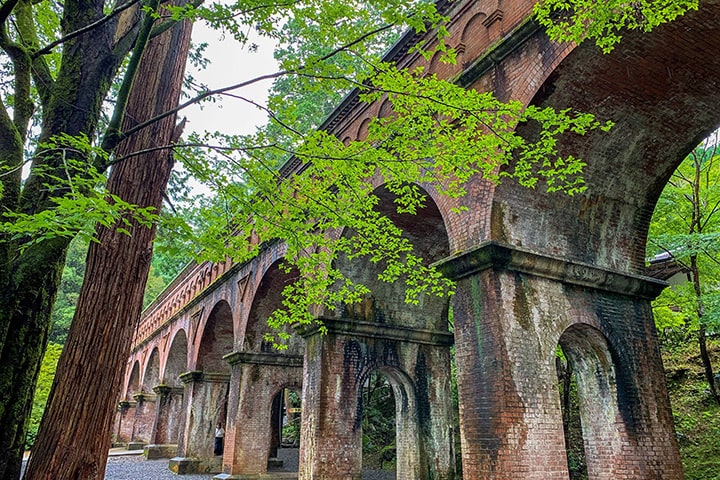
[24,448,394,479]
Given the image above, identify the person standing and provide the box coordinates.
[214,422,225,456]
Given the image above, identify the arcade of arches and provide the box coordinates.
[115,0,720,478]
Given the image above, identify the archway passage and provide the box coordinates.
[268,388,302,472]
[152,330,188,448]
[555,348,587,480]
[224,261,304,477]
[557,325,625,480]
[175,301,233,472]
[360,370,397,477]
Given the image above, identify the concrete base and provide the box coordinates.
[127,441,145,450]
[169,456,222,475]
[267,458,284,468]
[143,444,177,459]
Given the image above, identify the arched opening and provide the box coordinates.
[155,330,188,446]
[360,370,397,477]
[143,348,160,390]
[182,301,233,461]
[357,366,422,480]
[244,260,302,355]
[268,387,302,472]
[164,329,188,385]
[556,346,587,480]
[335,183,451,331]
[197,300,234,374]
[557,324,621,480]
[126,361,141,397]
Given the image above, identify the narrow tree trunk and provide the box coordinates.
[24,8,194,478]
[690,255,719,405]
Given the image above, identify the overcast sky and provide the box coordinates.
[184,21,279,137]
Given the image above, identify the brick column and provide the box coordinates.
[130,392,156,445]
[172,371,229,473]
[150,385,184,445]
[298,319,455,480]
[222,352,303,476]
[115,400,135,444]
[438,241,684,480]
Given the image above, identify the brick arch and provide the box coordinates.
[126,361,141,398]
[163,328,188,385]
[242,259,303,354]
[558,323,625,479]
[195,300,234,373]
[490,0,720,273]
[333,183,451,330]
[142,347,161,390]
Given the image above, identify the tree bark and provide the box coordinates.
[24,6,193,479]
[0,6,139,477]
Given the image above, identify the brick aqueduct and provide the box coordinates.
[114,0,720,478]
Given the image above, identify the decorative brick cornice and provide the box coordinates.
[132,392,156,403]
[179,370,204,384]
[224,351,303,368]
[436,241,667,300]
[298,318,453,346]
[152,385,176,397]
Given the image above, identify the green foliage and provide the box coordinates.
[535,0,699,53]
[361,372,396,470]
[175,62,612,344]
[1,150,158,250]
[662,338,720,480]
[26,343,63,448]
[48,237,88,344]
[648,140,720,335]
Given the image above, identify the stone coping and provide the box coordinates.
[223,351,304,368]
[179,371,231,384]
[435,241,667,300]
[299,317,453,346]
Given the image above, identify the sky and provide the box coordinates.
[183,21,279,137]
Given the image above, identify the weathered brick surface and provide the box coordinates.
[130,393,157,444]
[441,243,682,479]
[152,386,184,445]
[176,373,230,472]
[299,320,454,480]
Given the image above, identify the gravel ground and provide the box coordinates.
[23,448,395,479]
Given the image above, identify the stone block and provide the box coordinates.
[143,444,177,459]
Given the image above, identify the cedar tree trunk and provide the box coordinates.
[24,7,193,478]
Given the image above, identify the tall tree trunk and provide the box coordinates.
[24,7,194,478]
[0,8,140,477]
[0,239,70,480]
[691,256,720,405]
